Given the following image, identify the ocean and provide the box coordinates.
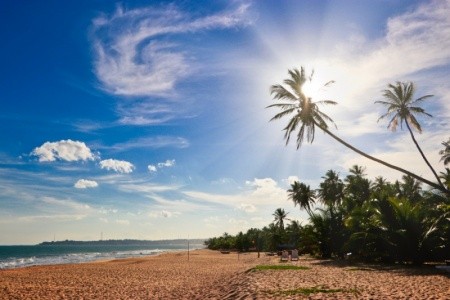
[0,240,205,269]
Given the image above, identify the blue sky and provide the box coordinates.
[1,0,449,244]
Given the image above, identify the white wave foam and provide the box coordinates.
[0,248,174,270]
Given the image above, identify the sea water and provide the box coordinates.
[0,242,204,269]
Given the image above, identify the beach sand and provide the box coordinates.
[0,249,448,299]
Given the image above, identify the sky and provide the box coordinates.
[0,0,449,245]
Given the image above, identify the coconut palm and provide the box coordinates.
[398,175,422,204]
[371,176,388,192]
[268,68,337,148]
[288,181,316,215]
[344,165,371,208]
[268,67,448,194]
[375,82,445,190]
[440,168,450,190]
[317,170,344,209]
[272,208,289,231]
[440,138,450,166]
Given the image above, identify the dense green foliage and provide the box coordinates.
[205,165,450,264]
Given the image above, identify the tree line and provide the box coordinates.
[205,165,449,264]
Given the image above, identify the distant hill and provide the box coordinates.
[38,239,206,246]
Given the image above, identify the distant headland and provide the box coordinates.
[38,239,205,246]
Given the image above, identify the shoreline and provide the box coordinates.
[0,245,204,270]
[1,249,448,299]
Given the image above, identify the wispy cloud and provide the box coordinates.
[99,136,189,152]
[92,3,251,97]
[91,2,251,126]
[116,101,184,126]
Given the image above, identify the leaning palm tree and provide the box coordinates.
[272,208,289,231]
[288,181,316,215]
[267,67,448,194]
[375,82,444,190]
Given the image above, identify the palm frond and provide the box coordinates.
[316,100,337,105]
[407,115,422,133]
[382,89,400,103]
[269,107,296,122]
[387,115,399,131]
[270,84,298,101]
[409,106,432,117]
[411,94,433,104]
[323,80,335,87]
[283,116,301,145]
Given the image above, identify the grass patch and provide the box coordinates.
[251,265,310,271]
[273,286,358,296]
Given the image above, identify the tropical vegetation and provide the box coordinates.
[205,166,450,264]
[205,67,449,264]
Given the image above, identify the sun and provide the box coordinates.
[302,74,334,101]
[302,80,320,100]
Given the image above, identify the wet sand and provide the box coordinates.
[0,249,448,299]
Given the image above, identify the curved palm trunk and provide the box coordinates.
[314,121,449,195]
[405,121,446,189]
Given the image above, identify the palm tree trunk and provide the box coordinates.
[315,121,449,195]
[405,121,446,189]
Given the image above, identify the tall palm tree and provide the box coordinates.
[288,181,316,215]
[371,176,388,193]
[440,138,450,166]
[268,67,448,194]
[344,165,371,208]
[398,175,422,204]
[317,170,344,209]
[375,82,444,189]
[272,208,289,231]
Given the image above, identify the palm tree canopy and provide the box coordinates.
[268,67,337,149]
[375,81,433,133]
[288,181,316,214]
[317,170,344,207]
[439,138,450,165]
[272,208,289,230]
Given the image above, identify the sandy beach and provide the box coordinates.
[0,249,448,299]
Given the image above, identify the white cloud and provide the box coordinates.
[184,177,288,209]
[91,3,251,127]
[285,176,300,185]
[74,179,98,189]
[158,159,175,168]
[100,159,135,173]
[92,3,251,97]
[148,159,176,173]
[31,140,95,162]
[238,203,256,213]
